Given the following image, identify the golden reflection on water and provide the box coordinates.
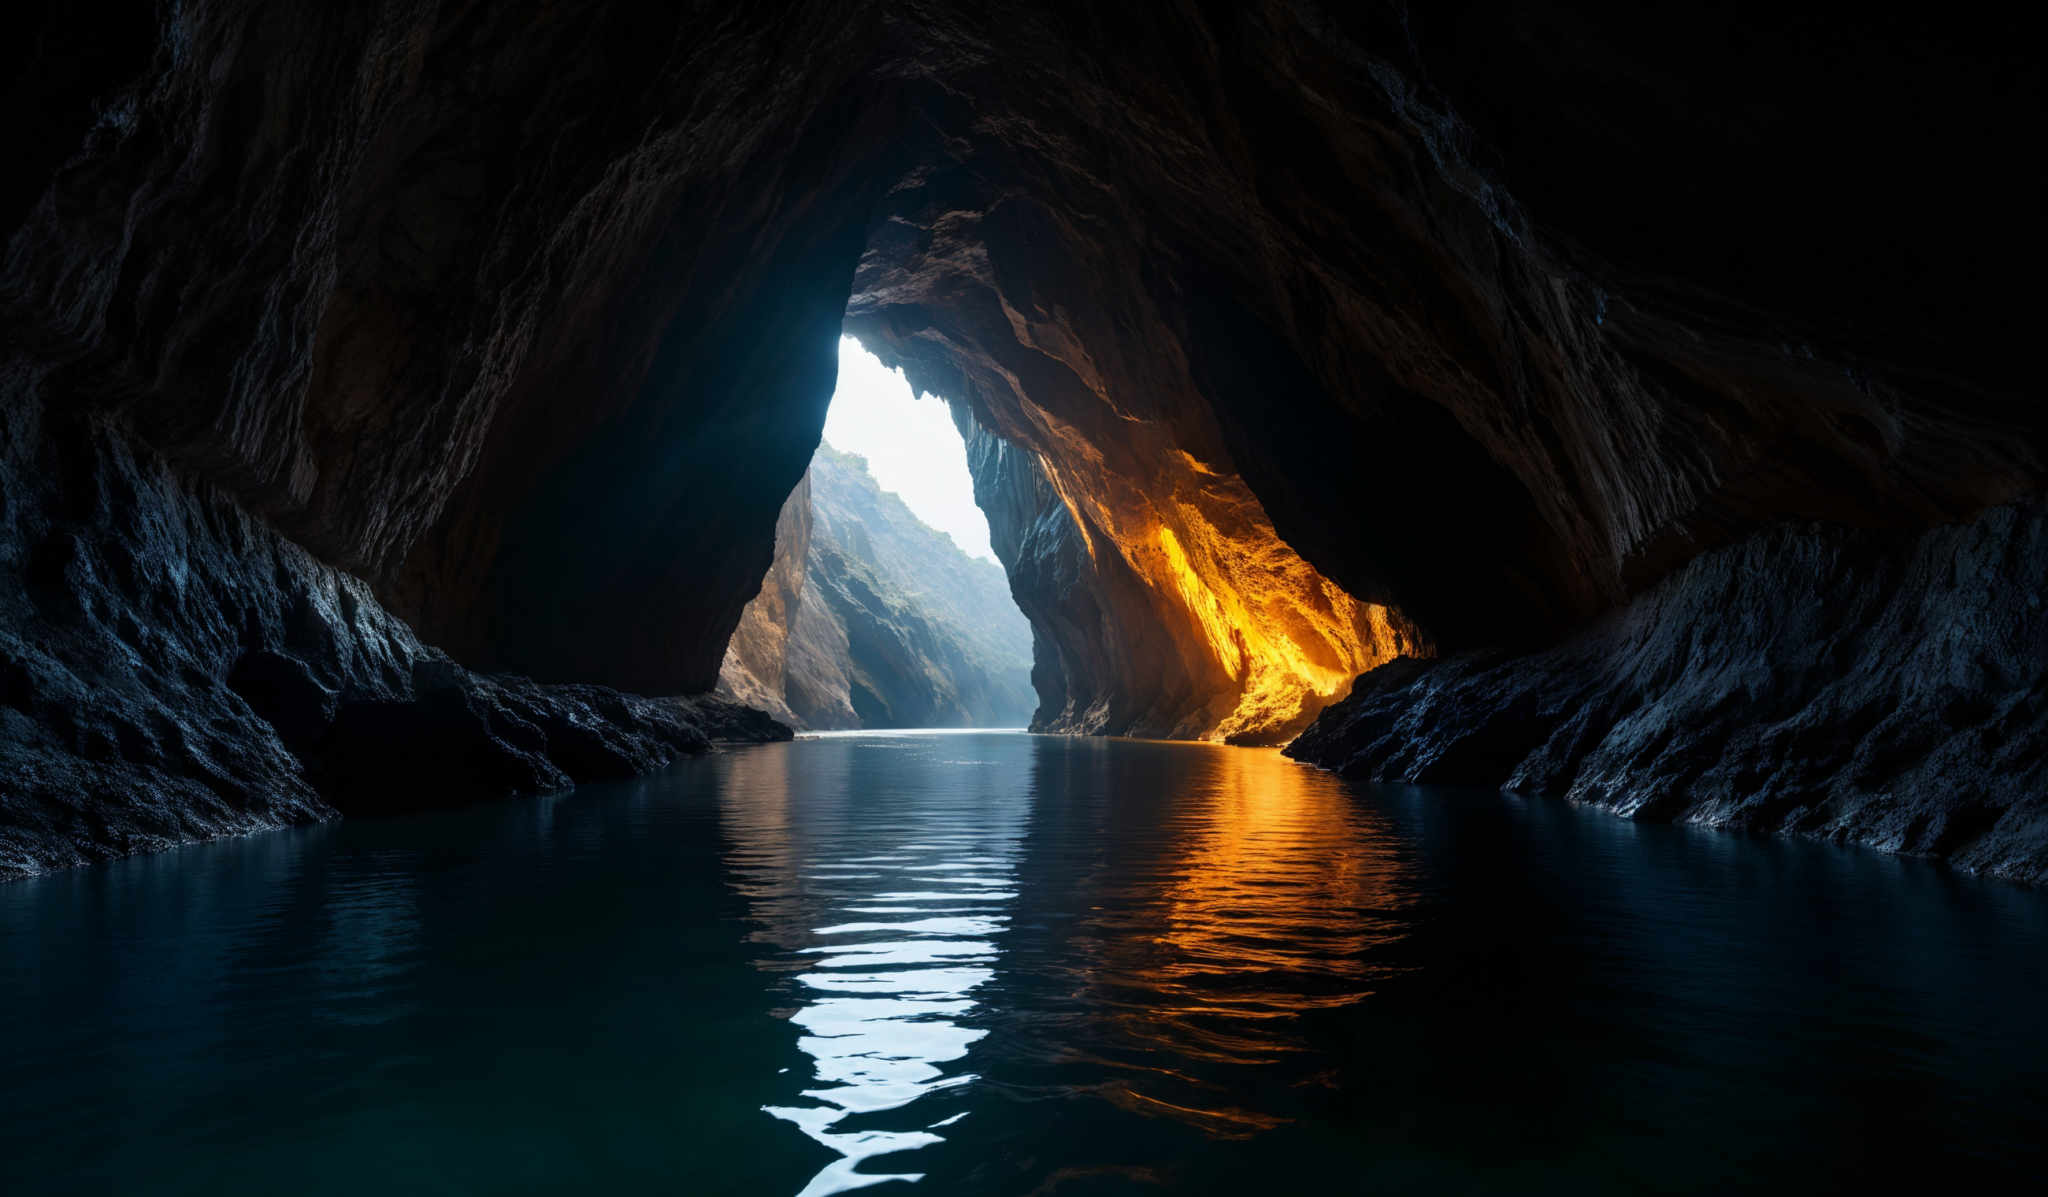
[1070,743,1414,1137]
[717,734,1414,1192]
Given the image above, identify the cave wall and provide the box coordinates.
[836,1,2036,744]
[841,1,2036,647]
[4,0,2042,875]
[947,403,1419,743]
[6,0,909,697]
[0,393,783,880]
[1289,502,2048,885]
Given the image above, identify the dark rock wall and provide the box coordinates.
[844,3,2037,654]
[0,395,783,880]
[6,0,907,695]
[1289,502,2048,884]
[1400,1,2037,396]
[4,1,2041,875]
[717,445,1035,729]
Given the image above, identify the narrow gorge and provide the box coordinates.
[717,443,1034,731]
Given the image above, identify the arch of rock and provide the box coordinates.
[2,2,2041,878]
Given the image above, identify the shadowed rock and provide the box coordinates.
[1289,503,2048,883]
[3,1,2041,877]
[0,407,784,881]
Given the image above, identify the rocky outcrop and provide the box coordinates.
[836,6,2034,745]
[6,0,908,698]
[1289,503,2048,883]
[4,2,2041,874]
[718,445,1034,729]
[714,472,814,728]
[949,404,1422,743]
[0,398,785,881]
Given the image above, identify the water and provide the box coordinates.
[3,732,2043,1193]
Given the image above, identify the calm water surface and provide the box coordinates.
[3,732,2043,1193]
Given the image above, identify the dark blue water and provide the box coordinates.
[3,733,2043,1193]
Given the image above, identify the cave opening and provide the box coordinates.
[4,6,2045,1186]
[714,337,1036,732]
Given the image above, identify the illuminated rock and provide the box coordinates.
[3,1,2039,876]
[717,447,1034,729]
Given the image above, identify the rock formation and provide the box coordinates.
[1289,504,2048,884]
[0,407,783,880]
[714,471,815,728]
[3,1,2040,877]
[718,445,1034,730]
[947,404,1422,744]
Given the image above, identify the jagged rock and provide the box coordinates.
[948,403,1423,744]
[1288,504,2048,884]
[719,445,1034,729]
[0,402,785,880]
[715,472,814,728]
[3,2,2041,876]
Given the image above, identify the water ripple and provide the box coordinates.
[719,733,1416,1191]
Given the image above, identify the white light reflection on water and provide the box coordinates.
[719,736,1031,1196]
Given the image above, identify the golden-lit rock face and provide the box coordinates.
[849,200,1430,743]
[1050,460,1424,744]
[1148,520,1410,744]
[862,335,1427,742]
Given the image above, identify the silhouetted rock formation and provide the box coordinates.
[1289,503,2048,884]
[3,2,2040,876]
[0,406,785,880]
[719,445,1034,730]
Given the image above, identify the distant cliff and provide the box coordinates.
[718,445,1036,730]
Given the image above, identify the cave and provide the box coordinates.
[1,1,2043,1188]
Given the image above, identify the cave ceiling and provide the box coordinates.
[6,0,2038,742]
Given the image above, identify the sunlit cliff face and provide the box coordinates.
[845,179,1433,744]
[1032,438,1423,743]
[900,358,1425,744]
[814,374,1432,742]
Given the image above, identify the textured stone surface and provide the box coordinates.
[4,1,2041,876]
[0,399,784,881]
[715,472,814,728]
[17,2,2030,703]
[947,404,1422,743]
[1290,504,2048,883]
[6,0,905,696]
[718,445,1034,729]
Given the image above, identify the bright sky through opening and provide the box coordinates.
[822,336,997,562]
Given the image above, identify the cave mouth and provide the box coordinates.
[818,314,1430,747]
[713,338,1035,732]
[820,337,1003,570]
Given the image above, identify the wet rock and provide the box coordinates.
[0,404,785,881]
[3,2,2041,875]
[1289,504,2048,884]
